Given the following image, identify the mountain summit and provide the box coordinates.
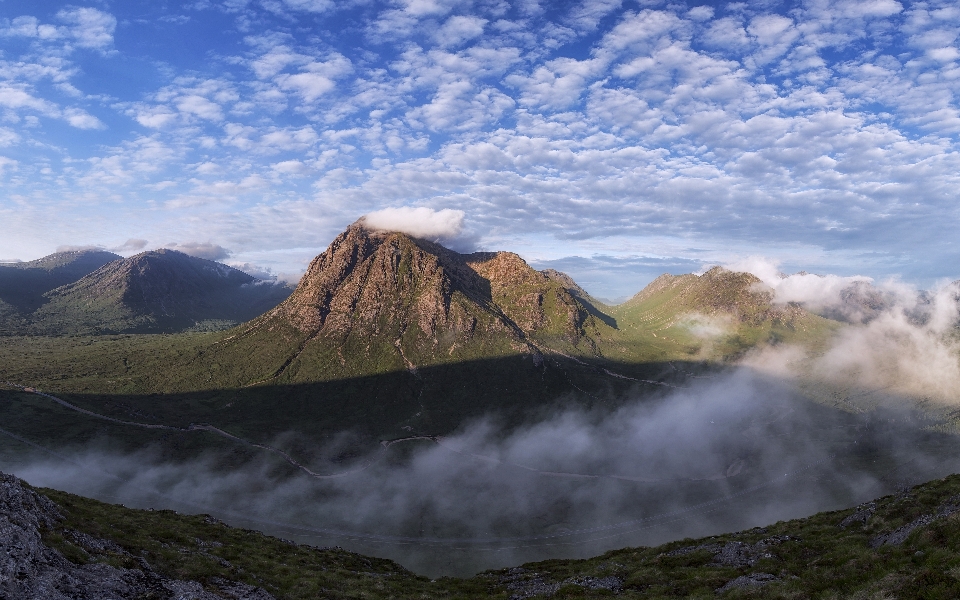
[215,221,600,385]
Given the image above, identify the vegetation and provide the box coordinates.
[31,472,960,598]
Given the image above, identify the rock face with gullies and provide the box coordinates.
[0,472,274,600]
[220,221,597,384]
[32,249,292,334]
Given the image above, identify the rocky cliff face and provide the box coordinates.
[222,222,597,383]
[0,472,274,600]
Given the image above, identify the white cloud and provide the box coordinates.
[701,17,750,48]
[686,6,714,22]
[362,207,465,241]
[177,94,224,121]
[63,107,104,130]
[166,241,232,261]
[568,0,623,32]
[435,15,487,47]
[0,9,116,51]
[56,7,116,51]
[280,0,334,13]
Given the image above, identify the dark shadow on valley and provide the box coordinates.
[4,356,960,577]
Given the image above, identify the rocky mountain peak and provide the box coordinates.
[228,223,597,383]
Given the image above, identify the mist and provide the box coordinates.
[4,368,959,577]
[733,258,960,405]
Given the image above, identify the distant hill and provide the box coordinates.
[30,249,292,334]
[600,267,836,362]
[0,250,121,335]
[0,250,120,315]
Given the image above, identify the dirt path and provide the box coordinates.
[2,380,744,483]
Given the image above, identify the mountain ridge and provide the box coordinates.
[23,249,291,335]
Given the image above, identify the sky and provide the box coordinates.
[1,0,960,299]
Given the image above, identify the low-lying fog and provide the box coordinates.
[4,264,960,577]
[4,368,960,577]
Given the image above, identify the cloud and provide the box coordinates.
[361,207,464,241]
[55,244,107,253]
[227,261,276,280]
[165,242,232,261]
[435,15,487,47]
[723,258,960,404]
[56,7,117,51]
[111,239,148,253]
[0,8,116,51]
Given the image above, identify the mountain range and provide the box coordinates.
[2,221,959,595]
[0,249,292,335]
[0,221,844,451]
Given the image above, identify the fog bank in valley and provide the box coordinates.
[5,262,960,576]
[4,369,958,577]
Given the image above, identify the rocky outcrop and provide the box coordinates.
[0,472,274,599]
[234,222,595,382]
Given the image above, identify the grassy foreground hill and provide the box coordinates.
[8,470,960,598]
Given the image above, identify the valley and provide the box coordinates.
[2,221,960,591]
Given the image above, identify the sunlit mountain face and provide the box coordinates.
[3,0,960,297]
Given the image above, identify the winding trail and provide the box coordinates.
[0,381,382,479]
[1,380,746,483]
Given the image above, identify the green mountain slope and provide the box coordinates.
[15,470,960,598]
[31,249,292,334]
[0,250,120,333]
[598,267,838,363]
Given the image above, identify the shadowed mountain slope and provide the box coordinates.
[31,250,291,334]
[0,251,121,332]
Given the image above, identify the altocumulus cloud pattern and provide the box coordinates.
[1,0,959,295]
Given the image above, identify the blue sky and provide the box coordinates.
[1,0,960,299]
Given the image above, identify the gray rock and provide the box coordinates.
[716,572,777,593]
[839,502,875,529]
[0,472,277,600]
[870,497,960,548]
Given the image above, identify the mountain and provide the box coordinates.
[9,469,960,598]
[0,250,120,333]
[601,267,836,362]
[0,225,840,448]
[199,221,602,386]
[31,249,292,334]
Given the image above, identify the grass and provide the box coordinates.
[29,472,960,598]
